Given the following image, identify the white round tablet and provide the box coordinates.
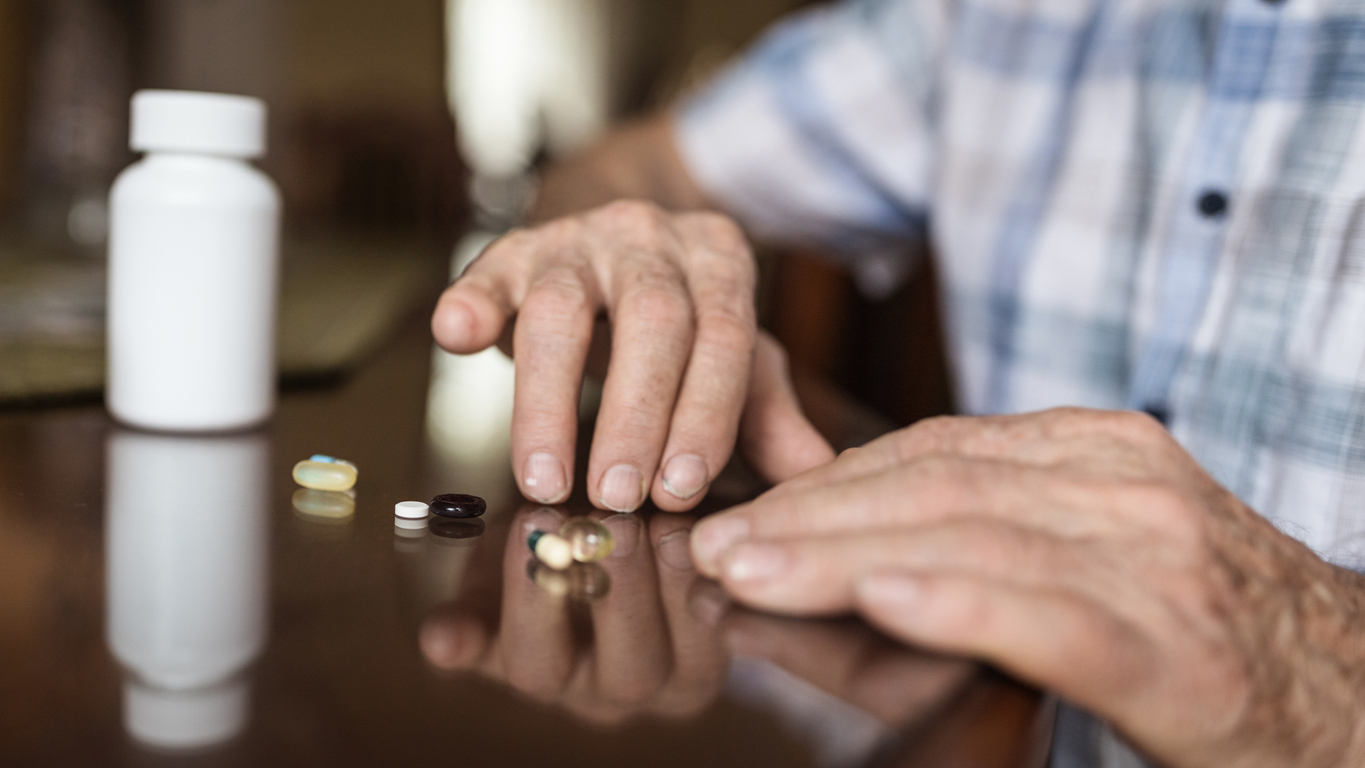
[394,501,429,519]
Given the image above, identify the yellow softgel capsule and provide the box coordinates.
[559,517,614,562]
[292,457,357,491]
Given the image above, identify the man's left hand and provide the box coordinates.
[690,408,1365,768]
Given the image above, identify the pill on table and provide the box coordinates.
[527,560,611,601]
[292,488,356,520]
[559,517,614,562]
[527,530,574,570]
[395,501,429,519]
[293,459,357,491]
[428,493,486,519]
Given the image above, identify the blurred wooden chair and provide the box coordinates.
[767,249,955,442]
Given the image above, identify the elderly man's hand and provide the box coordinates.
[432,200,833,512]
[690,407,1365,768]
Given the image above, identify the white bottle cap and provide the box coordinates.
[130,90,267,159]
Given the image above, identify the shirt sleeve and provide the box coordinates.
[674,0,947,294]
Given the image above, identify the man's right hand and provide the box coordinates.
[431,199,833,512]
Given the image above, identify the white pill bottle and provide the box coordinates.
[107,90,281,432]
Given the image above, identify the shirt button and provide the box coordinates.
[1197,190,1229,218]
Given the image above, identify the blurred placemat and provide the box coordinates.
[0,235,441,405]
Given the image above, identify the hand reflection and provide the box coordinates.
[419,505,975,731]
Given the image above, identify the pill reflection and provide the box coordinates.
[429,518,485,540]
[106,429,268,751]
[526,558,610,602]
[292,488,356,522]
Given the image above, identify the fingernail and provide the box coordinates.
[691,516,749,567]
[602,514,641,558]
[725,543,788,582]
[523,452,567,503]
[661,454,709,500]
[656,530,694,570]
[521,506,565,536]
[599,464,643,512]
[857,574,923,606]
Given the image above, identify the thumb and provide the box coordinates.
[740,332,836,483]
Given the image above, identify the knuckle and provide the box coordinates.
[523,269,594,319]
[904,454,981,496]
[1076,407,1166,442]
[696,306,757,352]
[592,199,670,240]
[534,215,585,245]
[492,225,535,252]
[1114,408,1167,440]
[448,271,494,298]
[700,255,757,296]
[470,229,523,267]
[620,280,694,329]
[685,217,756,279]
[895,415,967,459]
[1121,481,1202,537]
[688,211,751,253]
[912,414,969,439]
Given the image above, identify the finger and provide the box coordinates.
[510,265,600,504]
[770,408,1167,499]
[431,230,533,353]
[722,612,976,725]
[499,507,576,701]
[647,514,727,718]
[691,458,1108,578]
[588,514,671,706]
[739,331,836,484]
[558,658,638,728]
[419,506,519,675]
[586,253,695,512]
[714,521,1091,614]
[854,571,1153,714]
[419,608,492,673]
[650,218,759,510]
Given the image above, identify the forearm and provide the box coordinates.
[529,111,711,222]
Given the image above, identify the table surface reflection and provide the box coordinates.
[0,314,1051,767]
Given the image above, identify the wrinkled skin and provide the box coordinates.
[432,201,834,514]
[691,408,1365,768]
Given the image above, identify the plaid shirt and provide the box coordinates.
[677,0,1365,573]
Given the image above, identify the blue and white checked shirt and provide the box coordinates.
[677,0,1365,574]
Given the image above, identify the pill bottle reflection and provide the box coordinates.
[105,428,268,749]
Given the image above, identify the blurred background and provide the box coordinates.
[0,0,951,430]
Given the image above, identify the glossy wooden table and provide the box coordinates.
[0,311,1052,767]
